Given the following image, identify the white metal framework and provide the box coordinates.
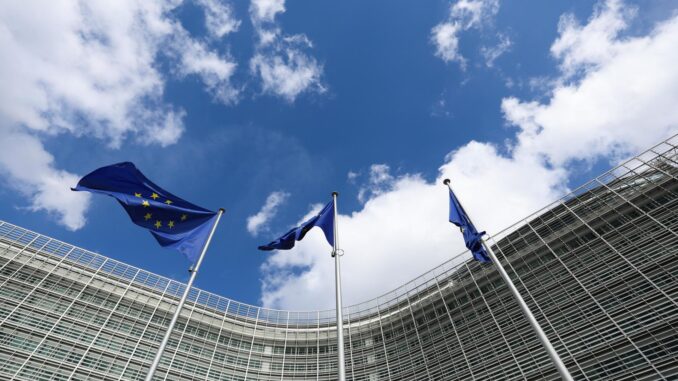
[0,135,677,380]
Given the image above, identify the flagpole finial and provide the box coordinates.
[218,208,225,213]
[332,191,339,197]
[443,179,451,185]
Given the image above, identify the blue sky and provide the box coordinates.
[1,0,677,310]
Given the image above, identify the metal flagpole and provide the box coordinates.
[144,208,225,381]
[331,191,347,381]
[443,180,573,381]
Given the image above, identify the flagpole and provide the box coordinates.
[331,191,347,381]
[443,180,573,381]
[144,208,224,381]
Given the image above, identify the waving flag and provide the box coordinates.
[72,162,217,263]
[447,183,491,262]
[258,199,334,251]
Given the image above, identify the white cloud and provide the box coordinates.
[250,0,285,23]
[357,164,396,203]
[431,22,465,66]
[550,0,633,77]
[197,0,240,39]
[249,0,325,101]
[452,0,500,29]
[0,1,181,145]
[431,0,500,67]
[171,29,240,104]
[250,49,324,102]
[262,0,678,310]
[481,33,512,67]
[504,0,678,166]
[0,0,239,229]
[0,131,90,230]
[247,191,291,236]
[137,108,187,147]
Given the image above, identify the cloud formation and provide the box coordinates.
[247,191,291,236]
[431,0,500,68]
[431,23,464,65]
[0,0,240,229]
[481,33,512,67]
[250,0,285,23]
[198,0,241,39]
[262,0,678,310]
[356,164,396,203]
[171,29,240,104]
[0,132,90,230]
[249,0,325,101]
[503,0,678,166]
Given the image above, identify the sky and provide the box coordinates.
[1,0,677,311]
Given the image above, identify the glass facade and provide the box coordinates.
[0,135,677,381]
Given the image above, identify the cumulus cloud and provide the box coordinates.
[0,2,181,144]
[550,0,633,77]
[431,0,500,67]
[504,0,678,166]
[247,191,290,236]
[0,0,239,229]
[0,132,91,230]
[262,0,678,310]
[249,0,325,101]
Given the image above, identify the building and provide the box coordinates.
[0,135,677,381]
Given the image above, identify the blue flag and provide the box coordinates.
[448,187,491,262]
[259,200,334,251]
[72,162,217,263]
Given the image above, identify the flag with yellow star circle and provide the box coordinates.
[72,162,217,263]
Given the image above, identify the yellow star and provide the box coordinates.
[181,214,188,221]
[165,199,173,205]
[154,220,162,229]
[150,193,160,200]
[168,220,175,229]
[134,192,142,198]
[144,213,152,221]
[142,200,150,207]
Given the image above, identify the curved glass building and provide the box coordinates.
[0,135,677,381]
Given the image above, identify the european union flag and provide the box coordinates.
[259,200,334,251]
[72,162,217,263]
[447,183,491,263]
